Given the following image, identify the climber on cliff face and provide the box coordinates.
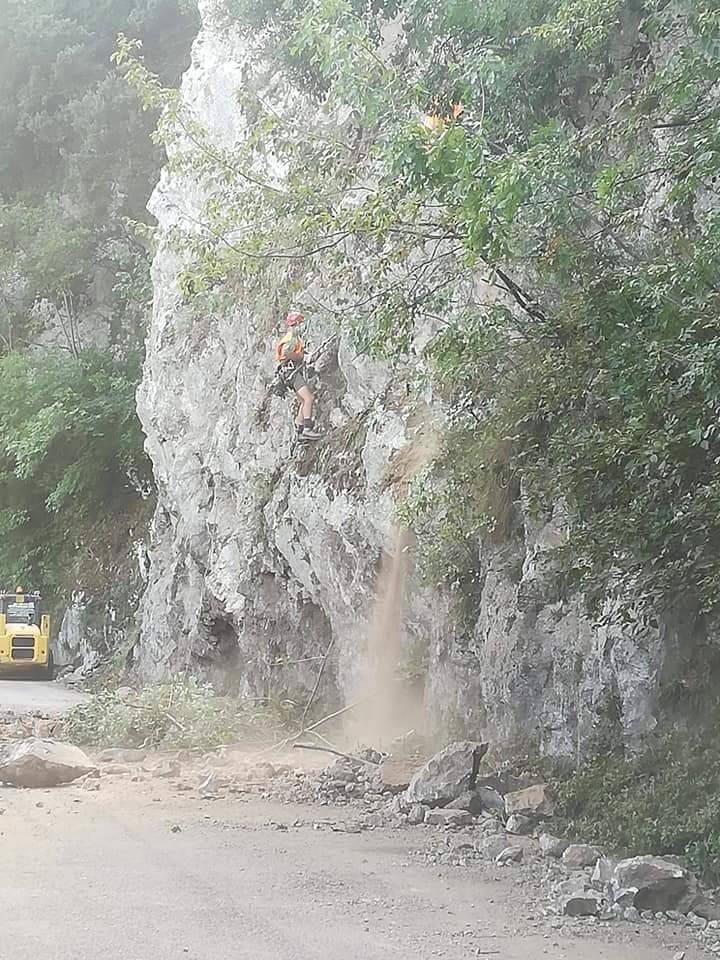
[274,311,322,442]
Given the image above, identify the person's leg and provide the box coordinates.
[297,385,314,421]
[296,384,321,439]
[290,368,320,440]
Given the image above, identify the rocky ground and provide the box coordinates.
[179,742,720,958]
[0,732,713,959]
[0,690,715,960]
[0,746,705,960]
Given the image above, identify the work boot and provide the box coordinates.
[299,428,322,442]
[299,418,322,441]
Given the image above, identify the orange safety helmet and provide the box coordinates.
[286,311,304,327]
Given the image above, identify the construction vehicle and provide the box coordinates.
[0,588,53,678]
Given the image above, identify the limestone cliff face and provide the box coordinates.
[135,0,705,756]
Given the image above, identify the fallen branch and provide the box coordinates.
[165,711,186,732]
[304,695,371,734]
[270,656,327,666]
[256,693,373,756]
[124,701,186,732]
[308,729,338,750]
[299,637,335,731]
[292,743,379,765]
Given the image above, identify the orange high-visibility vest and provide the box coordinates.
[275,331,305,364]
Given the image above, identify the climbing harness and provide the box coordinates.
[271,361,299,396]
[272,335,337,397]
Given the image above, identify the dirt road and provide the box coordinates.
[0,772,701,960]
[0,679,86,715]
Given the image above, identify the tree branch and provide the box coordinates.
[653,111,718,130]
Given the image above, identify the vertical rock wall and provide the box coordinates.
[135,0,712,756]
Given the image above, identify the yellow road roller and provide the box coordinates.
[0,588,52,678]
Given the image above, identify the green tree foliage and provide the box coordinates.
[129,0,719,616]
[0,347,150,593]
[0,1,197,600]
[0,0,198,346]
[0,0,197,201]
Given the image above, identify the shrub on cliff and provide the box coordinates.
[120,0,720,617]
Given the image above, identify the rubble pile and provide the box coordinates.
[279,739,720,954]
[544,849,717,921]
[87,734,720,953]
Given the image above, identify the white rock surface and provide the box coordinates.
[134,0,706,755]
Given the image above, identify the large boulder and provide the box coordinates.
[405,741,489,807]
[562,844,603,870]
[554,878,605,918]
[0,738,96,787]
[612,856,698,913]
[445,790,485,816]
[504,784,553,818]
[540,833,570,859]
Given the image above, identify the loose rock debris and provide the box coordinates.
[11,732,713,956]
[254,738,720,955]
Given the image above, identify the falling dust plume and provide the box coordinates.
[344,528,426,751]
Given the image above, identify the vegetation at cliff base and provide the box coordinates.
[549,732,720,883]
[61,679,287,750]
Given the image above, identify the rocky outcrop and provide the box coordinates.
[134,0,713,756]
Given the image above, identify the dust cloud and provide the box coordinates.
[344,529,426,750]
